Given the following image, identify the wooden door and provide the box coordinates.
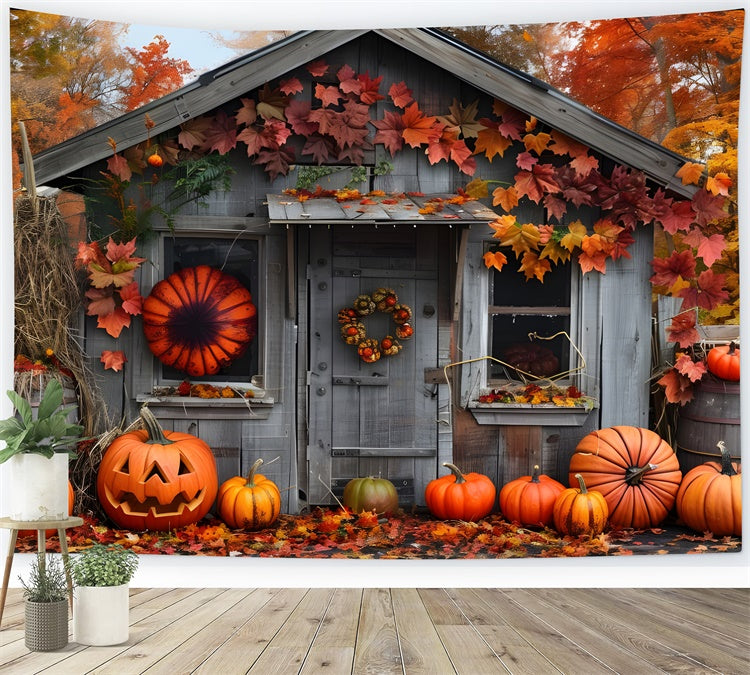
[307,224,445,506]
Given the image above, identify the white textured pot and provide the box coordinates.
[73,585,130,646]
[8,452,69,521]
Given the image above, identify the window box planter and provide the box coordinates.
[469,403,594,426]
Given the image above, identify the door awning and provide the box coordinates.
[267,192,500,224]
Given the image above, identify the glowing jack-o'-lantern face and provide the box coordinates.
[97,407,218,531]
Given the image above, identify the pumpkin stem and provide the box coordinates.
[246,458,264,487]
[139,406,174,445]
[717,441,738,476]
[625,463,658,485]
[574,473,588,494]
[531,465,541,483]
[728,342,737,355]
[442,462,466,484]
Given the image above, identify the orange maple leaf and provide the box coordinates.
[100,350,127,372]
[657,368,694,405]
[523,131,551,155]
[97,307,132,339]
[539,240,570,265]
[498,222,541,257]
[549,130,590,158]
[492,186,519,212]
[488,214,517,239]
[578,247,608,274]
[475,124,512,161]
[400,102,441,148]
[675,161,705,185]
[706,172,732,196]
[518,251,551,282]
[559,220,588,251]
[483,249,508,272]
[388,81,413,108]
[675,353,707,382]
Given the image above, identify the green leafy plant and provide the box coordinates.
[70,544,139,587]
[19,555,69,603]
[0,378,82,463]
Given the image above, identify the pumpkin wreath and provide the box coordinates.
[338,288,414,363]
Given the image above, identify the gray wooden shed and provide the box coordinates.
[32,28,697,513]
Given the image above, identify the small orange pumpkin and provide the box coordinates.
[217,458,281,530]
[97,406,218,531]
[706,342,740,381]
[675,441,742,536]
[553,473,609,537]
[499,465,566,528]
[425,462,496,521]
[147,152,163,167]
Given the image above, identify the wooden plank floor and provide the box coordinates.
[1,588,748,674]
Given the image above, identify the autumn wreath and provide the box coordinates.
[338,288,414,363]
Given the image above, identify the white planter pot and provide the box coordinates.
[73,585,130,646]
[8,452,69,521]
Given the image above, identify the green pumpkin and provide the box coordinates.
[342,477,399,515]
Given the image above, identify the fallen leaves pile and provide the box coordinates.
[15,509,741,559]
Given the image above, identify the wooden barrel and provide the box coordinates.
[675,376,740,473]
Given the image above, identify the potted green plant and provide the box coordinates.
[0,378,81,521]
[70,544,138,646]
[19,554,70,651]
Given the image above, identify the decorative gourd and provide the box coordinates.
[499,465,566,527]
[217,458,281,530]
[353,294,375,316]
[391,304,412,325]
[675,441,742,536]
[553,473,609,537]
[424,462,496,521]
[96,407,218,531]
[142,265,256,377]
[380,336,402,357]
[395,323,414,340]
[357,338,381,363]
[343,477,399,515]
[340,321,366,345]
[569,426,682,529]
[706,342,740,381]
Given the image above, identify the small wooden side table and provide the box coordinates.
[0,516,83,627]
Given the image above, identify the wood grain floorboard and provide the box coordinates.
[1,587,747,674]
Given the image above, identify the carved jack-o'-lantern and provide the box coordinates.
[96,407,218,531]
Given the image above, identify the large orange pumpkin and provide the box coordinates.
[676,441,742,536]
[569,426,682,529]
[499,465,566,528]
[142,265,256,377]
[553,473,609,537]
[97,407,218,531]
[217,458,281,530]
[424,462,496,521]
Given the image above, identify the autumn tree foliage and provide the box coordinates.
[9,9,193,189]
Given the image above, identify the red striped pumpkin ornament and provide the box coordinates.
[142,265,256,377]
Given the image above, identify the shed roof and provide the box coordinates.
[266,193,501,224]
[31,28,694,197]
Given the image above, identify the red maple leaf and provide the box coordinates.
[84,287,115,317]
[649,250,697,287]
[401,103,441,148]
[254,146,295,181]
[306,59,329,77]
[657,369,694,405]
[100,350,127,372]
[307,107,340,136]
[357,72,384,104]
[675,353,707,382]
[496,105,527,141]
[549,130,590,158]
[337,144,366,164]
[119,281,143,316]
[203,110,238,154]
[682,229,726,268]
[658,199,695,234]
[178,116,213,151]
[301,134,334,164]
[570,153,599,177]
[515,152,538,171]
[388,81,413,108]
[678,269,729,311]
[426,129,456,165]
[666,311,700,348]
[609,228,635,261]
[106,154,131,182]
[337,65,361,94]
[236,125,266,156]
[514,164,560,203]
[450,139,476,175]
[372,110,405,156]
[543,194,567,221]
[279,77,303,95]
[285,99,317,136]
[315,83,343,107]
[691,189,728,226]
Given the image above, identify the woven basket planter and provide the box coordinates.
[24,599,69,651]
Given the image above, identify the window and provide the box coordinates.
[159,234,262,383]
[487,249,573,383]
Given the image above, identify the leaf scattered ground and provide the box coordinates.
[16,510,741,560]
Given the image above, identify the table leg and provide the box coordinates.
[0,529,19,628]
[37,529,46,574]
[58,528,74,614]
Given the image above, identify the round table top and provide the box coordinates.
[0,516,84,529]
